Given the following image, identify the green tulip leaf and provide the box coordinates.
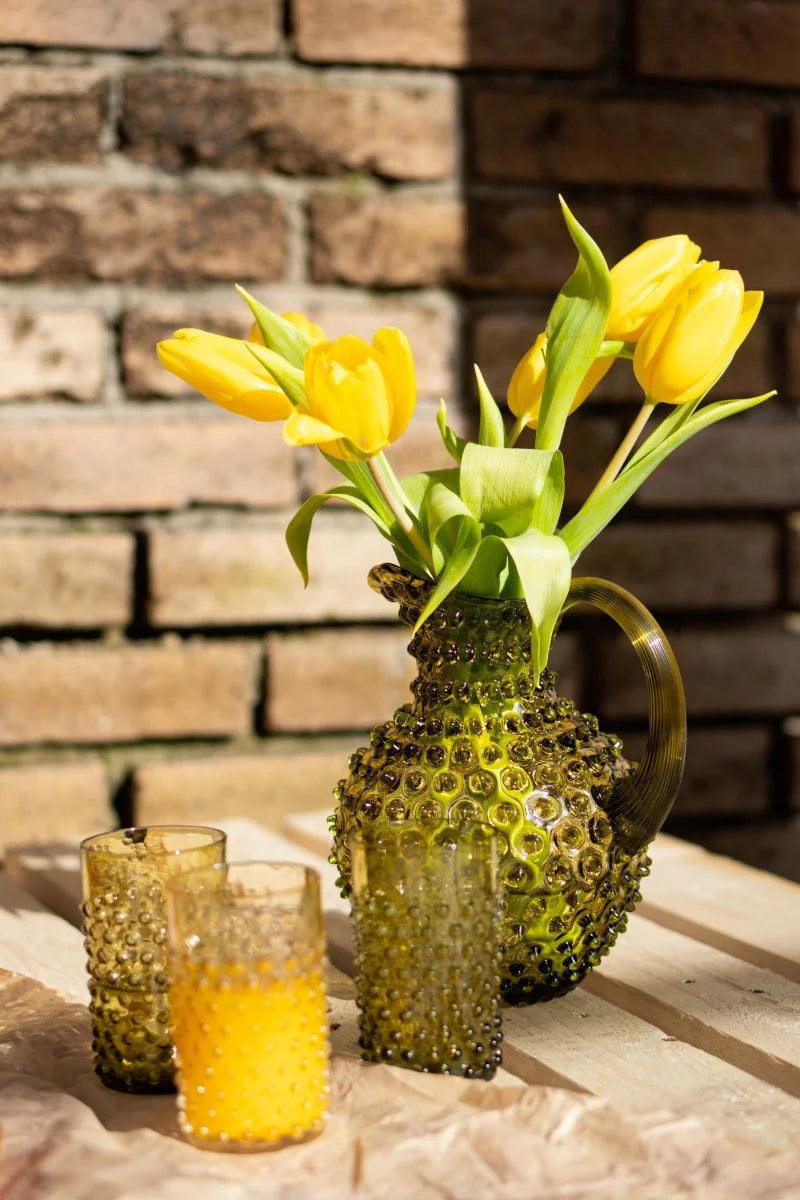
[413,481,481,631]
[535,198,612,452]
[398,468,460,525]
[460,443,557,537]
[502,529,572,677]
[475,365,506,449]
[561,390,776,562]
[236,286,311,369]
[246,343,307,407]
[436,400,468,463]
[286,486,394,586]
[530,450,565,535]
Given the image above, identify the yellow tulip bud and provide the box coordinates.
[607,235,701,341]
[506,331,612,428]
[285,328,416,460]
[156,328,292,422]
[247,312,328,346]
[633,262,763,406]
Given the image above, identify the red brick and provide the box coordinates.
[0,533,133,628]
[597,624,800,719]
[635,0,800,87]
[149,513,391,627]
[0,67,104,163]
[133,746,352,828]
[0,0,279,53]
[0,760,111,850]
[637,418,797,510]
[577,521,779,611]
[295,0,608,70]
[310,194,622,293]
[0,190,284,285]
[267,627,413,732]
[122,299,454,400]
[0,418,296,513]
[788,514,800,608]
[643,207,800,297]
[0,308,108,402]
[0,641,255,746]
[471,93,766,193]
[122,72,455,180]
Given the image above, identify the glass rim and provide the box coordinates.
[80,824,227,856]
[165,859,321,899]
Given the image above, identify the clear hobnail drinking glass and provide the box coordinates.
[166,861,330,1152]
[80,825,227,1093]
[350,823,503,1080]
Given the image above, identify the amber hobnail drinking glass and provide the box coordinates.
[80,825,226,1093]
[166,862,330,1152]
[350,823,503,1079]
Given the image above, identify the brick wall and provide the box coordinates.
[0,1,798,873]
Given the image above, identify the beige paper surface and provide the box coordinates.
[0,969,797,1200]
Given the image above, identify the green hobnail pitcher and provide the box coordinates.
[330,563,686,1005]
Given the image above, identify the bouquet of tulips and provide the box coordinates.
[158,200,772,676]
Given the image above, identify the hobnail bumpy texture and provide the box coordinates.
[332,564,651,1006]
[352,826,503,1078]
[82,878,174,1093]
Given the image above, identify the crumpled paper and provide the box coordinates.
[1,969,798,1200]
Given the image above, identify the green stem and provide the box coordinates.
[598,340,635,360]
[508,415,529,448]
[367,456,434,575]
[586,400,656,502]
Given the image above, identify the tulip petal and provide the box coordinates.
[283,409,348,447]
[372,328,417,442]
[156,329,293,421]
[607,235,701,340]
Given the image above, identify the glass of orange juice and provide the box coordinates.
[166,861,330,1152]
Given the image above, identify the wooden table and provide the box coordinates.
[2,814,800,1198]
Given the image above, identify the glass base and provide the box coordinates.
[180,1120,325,1154]
[94,1065,176,1095]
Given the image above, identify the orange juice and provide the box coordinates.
[169,962,330,1147]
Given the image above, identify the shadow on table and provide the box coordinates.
[5,839,84,926]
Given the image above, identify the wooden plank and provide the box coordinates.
[0,871,86,1001]
[645,836,800,983]
[586,914,800,1098]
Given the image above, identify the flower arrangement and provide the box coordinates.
[157,200,772,677]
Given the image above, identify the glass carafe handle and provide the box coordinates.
[563,577,686,856]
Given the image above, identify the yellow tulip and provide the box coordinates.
[507,332,612,428]
[156,328,292,421]
[284,328,416,460]
[607,235,701,341]
[633,261,763,406]
[247,312,328,346]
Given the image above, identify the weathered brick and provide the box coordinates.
[295,0,608,70]
[578,521,779,611]
[637,418,798,510]
[620,726,772,817]
[560,417,624,507]
[310,194,621,293]
[267,627,413,732]
[635,0,800,87]
[133,746,351,828]
[0,533,133,628]
[149,513,390,627]
[783,323,800,399]
[0,0,279,54]
[122,72,455,180]
[643,207,800,297]
[0,760,111,851]
[122,299,454,400]
[471,93,766,193]
[0,190,284,284]
[790,725,800,813]
[597,624,800,719]
[0,641,255,746]
[788,514,800,608]
[0,67,104,162]
[0,418,296,513]
[0,309,107,402]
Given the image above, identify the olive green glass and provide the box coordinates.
[332,563,686,1005]
[80,825,226,1093]
[351,823,503,1080]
